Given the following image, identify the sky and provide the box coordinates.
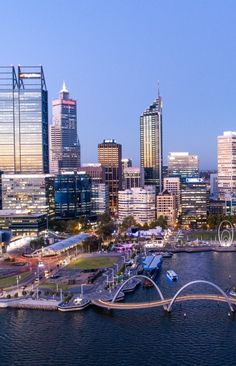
[1,0,236,169]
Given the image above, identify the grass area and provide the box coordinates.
[39,283,69,291]
[0,271,30,289]
[68,256,118,270]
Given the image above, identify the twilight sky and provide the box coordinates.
[1,0,236,169]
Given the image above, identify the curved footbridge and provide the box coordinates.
[92,277,236,313]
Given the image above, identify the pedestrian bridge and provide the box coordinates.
[92,276,235,313]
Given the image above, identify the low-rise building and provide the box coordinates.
[2,174,55,217]
[0,210,47,236]
[54,171,91,219]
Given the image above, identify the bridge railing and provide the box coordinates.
[167,280,234,312]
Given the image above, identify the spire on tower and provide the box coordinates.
[60,81,68,93]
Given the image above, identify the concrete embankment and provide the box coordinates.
[170,247,236,253]
[1,298,59,311]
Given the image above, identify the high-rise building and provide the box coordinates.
[168,152,199,179]
[217,131,236,200]
[2,174,55,217]
[91,183,109,218]
[79,165,108,218]
[122,158,132,170]
[163,177,181,209]
[123,167,144,189]
[156,190,177,227]
[50,82,80,173]
[180,178,207,228]
[98,139,122,213]
[0,66,49,174]
[81,164,105,184]
[210,173,218,200]
[54,171,91,219]
[140,93,163,192]
[118,186,156,225]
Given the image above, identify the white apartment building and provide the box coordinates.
[217,131,236,200]
[118,186,156,225]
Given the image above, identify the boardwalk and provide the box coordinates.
[92,294,236,311]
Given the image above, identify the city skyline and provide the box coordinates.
[2,1,236,169]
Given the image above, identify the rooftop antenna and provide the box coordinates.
[157,80,160,98]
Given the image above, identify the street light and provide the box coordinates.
[16,275,21,290]
[114,263,119,273]
[80,283,86,299]
[103,273,109,286]
[121,255,126,264]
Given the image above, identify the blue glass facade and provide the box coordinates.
[55,172,91,218]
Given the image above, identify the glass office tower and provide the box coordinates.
[98,139,122,214]
[140,94,163,193]
[0,66,49,174]
[50,82,80,173]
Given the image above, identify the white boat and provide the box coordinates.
[229,289,236,297]
[166,270,178,281]
[58,298,90,311]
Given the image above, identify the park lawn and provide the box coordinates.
[39,283,69,291]
[68,256,118,270]
[0,271,30,288]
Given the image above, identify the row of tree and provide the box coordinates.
[48,213,169,244]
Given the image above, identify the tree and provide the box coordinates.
[120,216,137,231]
[97,213,112,225]
[156,215,168,229]
[82,235,101,252]
[96,222,116,242]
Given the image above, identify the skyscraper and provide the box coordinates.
[50,82,80,173]
[180,178,207,228]
[168,152,199,179]
[140,93,163,192]
[98,139,122,213]
[0,66,49,174]
[217,131,236,200]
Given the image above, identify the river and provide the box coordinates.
[0,252,236,366]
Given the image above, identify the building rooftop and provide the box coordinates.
[42,233,89,253]
[0,210,46,218]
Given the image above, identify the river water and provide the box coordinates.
[1,252,236,366]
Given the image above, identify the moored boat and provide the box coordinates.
[58,298,90,311]
[166,270,178,281]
